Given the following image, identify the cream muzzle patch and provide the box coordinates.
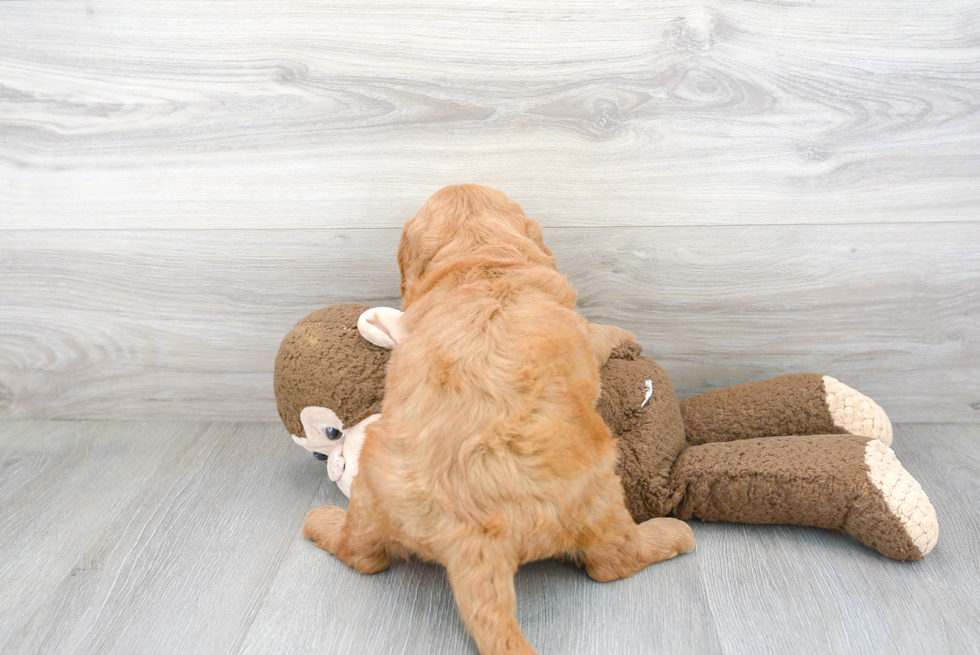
[292,406,381,497]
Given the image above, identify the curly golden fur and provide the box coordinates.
[303,184,695,655]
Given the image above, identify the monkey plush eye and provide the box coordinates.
[324,426,343,440]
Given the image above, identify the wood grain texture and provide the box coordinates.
[0,421,209,649]
[895,424,980,652]
[2,224,978,422]
[1,1,979,229]
[0,229,401,421]
[1,0,978,422]
[0,420,977,655]
[237,476,477,655]
[696,521,951,654]
[2,421,324,655]
[240,477,722,655]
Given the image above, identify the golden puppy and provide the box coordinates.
[303,184,695,655]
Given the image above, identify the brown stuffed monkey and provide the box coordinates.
[275,304,938,561]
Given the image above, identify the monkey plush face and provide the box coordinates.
[274,304,391,440]
[274,304,403,495]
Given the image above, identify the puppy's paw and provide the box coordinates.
[589,323,638,367]
[303,505,346,551]
[638,517,696,561]
[606,325,637,349]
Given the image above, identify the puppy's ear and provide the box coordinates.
[524,218,555,263]
[397,216,427,302]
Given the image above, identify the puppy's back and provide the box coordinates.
[365,260,613,554]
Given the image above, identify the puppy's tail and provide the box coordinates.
[445,540,537,655]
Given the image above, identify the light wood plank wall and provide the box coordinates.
[2,1,979,422]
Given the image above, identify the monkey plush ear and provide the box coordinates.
[357,307,407,349]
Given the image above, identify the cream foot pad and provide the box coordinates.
[823,376,894,446]
[860,439,939,558]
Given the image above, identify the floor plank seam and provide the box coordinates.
[690,552,725,655]
[230,468,331,655]
[67,423,224,651]
[1,422,978,654]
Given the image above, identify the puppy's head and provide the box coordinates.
[398,184,554,305]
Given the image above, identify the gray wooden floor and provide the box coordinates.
[1,421,977,655]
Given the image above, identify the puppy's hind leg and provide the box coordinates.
[444,540,537,655]
[303,481,392,575]
[579,500,695,583]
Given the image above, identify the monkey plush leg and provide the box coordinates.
[667,435,938,560]
[679,374,893,446]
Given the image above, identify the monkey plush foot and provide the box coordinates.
[669,434,938,560]
[822,376,893,446]
[843,438,938,560]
